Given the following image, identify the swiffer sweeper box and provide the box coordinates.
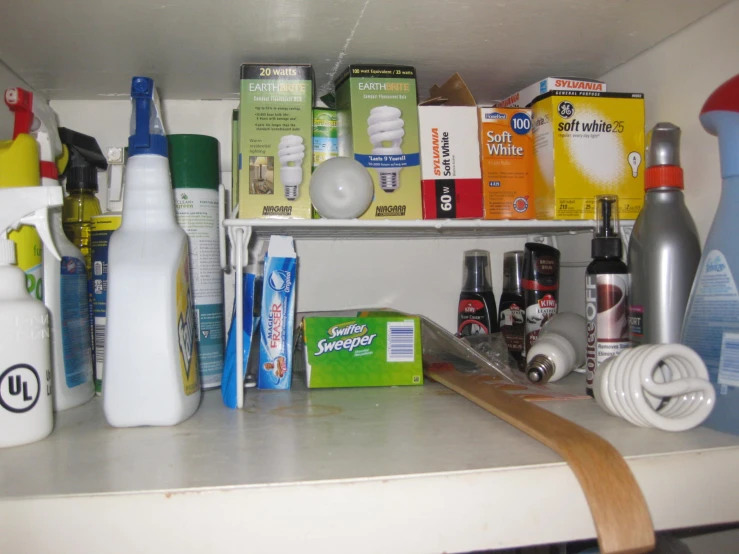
[335,65,422,219]
[239,64,314,219]
[532,91,645,219]
[303,313,423,388]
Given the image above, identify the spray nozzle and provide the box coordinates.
[59,127,108,193]
[592,195,622,259]
[0,187,63,265]
[700,74,739,179]
[129,76,167,158]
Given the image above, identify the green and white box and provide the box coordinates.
[303,314,423,388]
[239,63,314,219]
[334,64,422,219]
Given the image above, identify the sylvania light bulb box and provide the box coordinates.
[258,236,297,390]
[335,64,422,219]
[302,312,423,388]
[496,77,606,108]
[418,73,482,219]
[239,63,314,219]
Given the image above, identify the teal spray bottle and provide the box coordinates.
[682,74,739,434]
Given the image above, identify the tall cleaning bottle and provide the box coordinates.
[0,186,63,448]
[682,74,739,434]
[627,123,701,345]
[103,76,201,427]
[0,90,43,301]
[5,87,94,411]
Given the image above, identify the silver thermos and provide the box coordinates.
[627,122,701,345]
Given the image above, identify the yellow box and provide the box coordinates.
[532,91,645,220]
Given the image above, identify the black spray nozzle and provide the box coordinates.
[592,195,622,258]
[59,127,108,192]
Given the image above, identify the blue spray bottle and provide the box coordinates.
[682,74,739,434]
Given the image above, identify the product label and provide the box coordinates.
[59,257,93,388]
[304,316,422,388]
[313,109,338,169]
[10,226,43,300]
[683,250,739,392]
[479,107,534,219]
[458,298,490,336]
[585,273,630,389]
[434,180,457,218]
[175,247,200,396]
[239,65,313,218]
[499,301,525,355]
[258,239,297,389]
[628,304,644,344]
[91,215,121,394]
[524,293,557,351]
[175,189,225,389]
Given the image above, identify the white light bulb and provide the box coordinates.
[278,135,305,201]
[310,157,374,219]
[367,106,404,192]
[628,151,642,178]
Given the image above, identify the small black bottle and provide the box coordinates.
[457,250,498,336]
[585,195,630,396]
[499,251,525,366]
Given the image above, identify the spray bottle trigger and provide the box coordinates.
[20,209,60,262]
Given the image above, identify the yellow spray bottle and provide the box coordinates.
[0,122,43,300]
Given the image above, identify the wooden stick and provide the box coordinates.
[427,368,655,554]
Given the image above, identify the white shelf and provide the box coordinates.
[223,218,616,240]
[2,377,738,553]
[0,1,729,102]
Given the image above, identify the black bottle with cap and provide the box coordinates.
[499,251,525,366]
[585,195,630,396]
[457,250,498,336]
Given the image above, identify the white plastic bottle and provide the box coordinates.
[0,187,64,448]
[525,313,587,384]
[103,77,201,427]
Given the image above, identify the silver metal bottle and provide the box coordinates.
[627,122,701,345]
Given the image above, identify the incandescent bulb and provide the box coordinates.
[278,135,305,200]
[367,106,404,192]
[628,151,642,178]
[310,157,374,219]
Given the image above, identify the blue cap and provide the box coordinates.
[128,76,168,157]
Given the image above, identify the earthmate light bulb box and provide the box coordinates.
[258,236,297,390]
[303,314,423,388]
[532,91,645,220]
[479,107,535,219]
[239,64,314,219]
[335,65,422,219]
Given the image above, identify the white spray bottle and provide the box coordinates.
[103,76,201,427]
[5,87,95,411]
[0,187,63,448]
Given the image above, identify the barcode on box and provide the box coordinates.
[94,318,106,366]
[718,333,739,388]
[387,321,415,363]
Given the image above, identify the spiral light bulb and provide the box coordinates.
[367,106,404,192]
[278,135,305,201]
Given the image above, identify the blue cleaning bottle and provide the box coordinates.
[682,74,739,434]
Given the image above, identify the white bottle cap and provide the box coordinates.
[0,239,16,265]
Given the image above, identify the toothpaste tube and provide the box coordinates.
[221,272,261,408]
[258,236,297,389]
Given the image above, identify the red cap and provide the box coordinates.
[645,165,683,190]
[4,88,34,139]
[701,74,739,117]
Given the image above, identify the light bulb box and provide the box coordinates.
[239,64,314,219]
[302,312,423,388]
[335,64,422,219]
[418,73,483,219]
[495,77,606,108]
[532,91,645,219]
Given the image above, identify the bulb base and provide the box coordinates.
[526,354,555,384]
[284,184,298,201]
[379,171,400,192]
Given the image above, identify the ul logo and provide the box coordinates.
[0,364,41,413]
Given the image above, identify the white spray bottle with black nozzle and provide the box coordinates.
[0,187,63,448]
[103,76,201,427]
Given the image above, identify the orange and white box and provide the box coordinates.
[479,107,535,219]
